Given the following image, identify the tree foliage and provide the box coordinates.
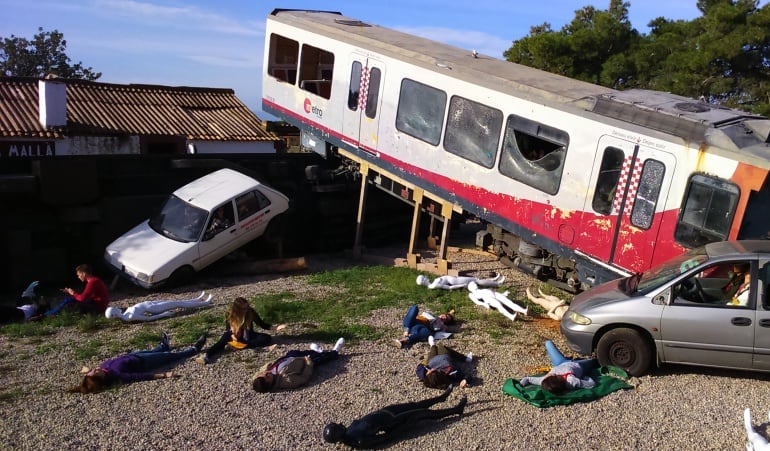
[0,28,101,80]
[504,0,770,115]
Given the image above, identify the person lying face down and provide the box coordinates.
[105,292,213,322]
[467,281,527,322]
[415,272,505,290]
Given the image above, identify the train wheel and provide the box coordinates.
[596,328,652,376]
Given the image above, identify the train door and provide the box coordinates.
[581,136,675,273]
[342,54,385,154]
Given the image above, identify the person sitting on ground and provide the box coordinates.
[323,385,467,448]
[467,281,527,322]
[525,287,569,321]
[252,338,345,392]
[105,292,213,322]
[416,335,474,389]
[44,264,109,316]
[519,340,598,394]
[196,297,286,364]
[416,272,505,290]
[394,305,456,348]
[0,281,50,324]
[69,332,206,394]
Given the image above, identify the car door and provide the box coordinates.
[753,259,770,370]
[197,200,240,269]
[235,189,274,240]
[659,259,756,369]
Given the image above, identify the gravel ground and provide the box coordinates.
[1,241,769,450]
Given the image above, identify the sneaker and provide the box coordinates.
[161,331,171,351]
[333,337,345,353]
[193,335,207,352]
[428,335,436,347]
[310,343,323,353]
[195,355,210,365]
[465,352,474,363]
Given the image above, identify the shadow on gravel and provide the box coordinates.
[652,364,770,381]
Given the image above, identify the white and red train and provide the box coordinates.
[261,9,770,290]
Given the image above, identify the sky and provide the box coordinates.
[2,0,766,118]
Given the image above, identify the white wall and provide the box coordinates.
[188,140,276,154]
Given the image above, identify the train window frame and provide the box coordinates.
[298,44,334,99]
[267,34,299,85]
[592,147,625,215]
[348,61,362,111]
[498,114,569,195]
[395,79,447,146]
[443,96,503,169]
[364,68,382,119]
[674,174,740,248]
[630,159,665,229]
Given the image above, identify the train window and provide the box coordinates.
[630,159,665,229]
[299,44,334,99]
[498,115,568,195]
[443,96,502,168]
[267,34,298,85]
[348,61,362,111]
[365,68,381,119]
[675,174,739,248]
[396,79,447,146]
[592,147,625,215]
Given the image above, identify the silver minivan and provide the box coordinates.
[561,240,770,376]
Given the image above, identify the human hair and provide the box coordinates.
[540,374,568,394]
[228,297,256,334]
[75,264,92,275]
[423,371,453,389]
[69,372,109,394]
[441,309,456,325]
[252,375,271,393]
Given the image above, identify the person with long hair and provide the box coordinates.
[519,340,598,394]
[69,332,206,394]
[251,338,345,392]
[394,305,457,348]
[416,336,473,389]
[196,297,285,364]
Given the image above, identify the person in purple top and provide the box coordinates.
[69,332,206,393]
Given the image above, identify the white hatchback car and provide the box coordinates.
[104,168,290,289]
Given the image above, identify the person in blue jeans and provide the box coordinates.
[394,305,455,348]
[69,332,206,393]
[519,340,598,394]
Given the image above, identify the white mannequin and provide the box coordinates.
[525,287,568,321]
[105,292,213,322]
[745,408,770,451]
[467,281,527,321]
[416,273,505,290]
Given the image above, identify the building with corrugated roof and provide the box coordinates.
[0,76,282,157]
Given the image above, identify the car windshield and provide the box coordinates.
[632,246,709,295]
[148,195,208,243]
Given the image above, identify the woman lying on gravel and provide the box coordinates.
[69,332,206,394]
[519,340,598,394]
[416,336,474,389]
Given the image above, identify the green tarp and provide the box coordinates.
[502,366,633,408]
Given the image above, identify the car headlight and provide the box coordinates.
[566,310,591,325]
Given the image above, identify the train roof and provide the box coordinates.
[269,9,770,163]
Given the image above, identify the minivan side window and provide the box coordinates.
[236,190,272,220]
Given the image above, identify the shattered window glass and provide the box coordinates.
[443,96,502,168]
[630,159,665,229]
[396,79,447,146]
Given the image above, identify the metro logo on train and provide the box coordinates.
[261,9,770,291]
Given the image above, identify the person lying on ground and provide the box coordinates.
[394,305,456,348]
[416,336,474,389]
[323,385,467,448]
[519,340,598,394]
[467,281,527,322]
[69,332,206,394]
[44,264,109,316]
[105,292,213,322]
[196,297,286,364]
[0,281,50,324]
[252,338,345,392]
[525,287,569,321]
[416,272,505,290]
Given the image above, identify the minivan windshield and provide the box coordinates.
[148,195,208,243]
[634,246,709,294]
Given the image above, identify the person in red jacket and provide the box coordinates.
[44,264,110,316]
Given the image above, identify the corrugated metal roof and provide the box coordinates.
[0,76,279,141]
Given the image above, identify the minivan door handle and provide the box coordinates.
[759,318,770,328]
[731,317,752,326]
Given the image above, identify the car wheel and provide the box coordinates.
[168,266,195,288]
[596,328,652,376]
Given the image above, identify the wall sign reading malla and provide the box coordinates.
[0,141,55,158]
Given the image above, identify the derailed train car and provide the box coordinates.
[261,9,770,290]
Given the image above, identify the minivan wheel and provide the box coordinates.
[596,328,652,376]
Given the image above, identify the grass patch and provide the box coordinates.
[0,388,23,403]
